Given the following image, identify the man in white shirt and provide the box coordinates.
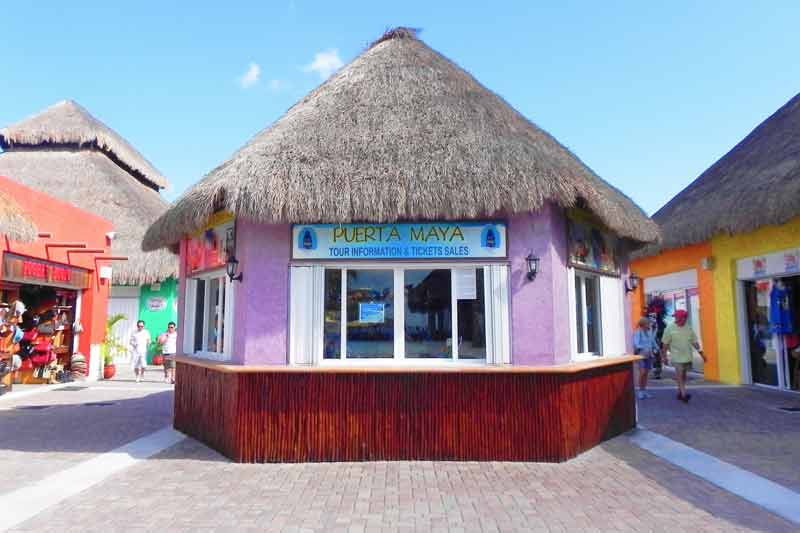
[159,322,178,384]
[129,320,151,383]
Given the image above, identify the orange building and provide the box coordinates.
[1,175,114,388]
[631,91,800,390]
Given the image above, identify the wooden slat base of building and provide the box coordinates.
[174,357,637,463]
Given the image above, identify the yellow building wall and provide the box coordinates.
[711,215,800,384]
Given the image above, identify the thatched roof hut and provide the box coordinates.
[0,189,38,243]
[0,100,177,284]
[143,28,658,252]
[642,91,800,255]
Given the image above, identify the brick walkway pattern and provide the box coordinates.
[2,369,799,532]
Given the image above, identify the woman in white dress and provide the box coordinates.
[129,320,151,383]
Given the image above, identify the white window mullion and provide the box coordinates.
[580,277,589,354]
[202,280,211,352]
[215,277,224,353]
[341,268,348,360]
[394,269,404,360]
[451,269,459,360]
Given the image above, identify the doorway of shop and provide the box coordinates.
[743,276,800,392]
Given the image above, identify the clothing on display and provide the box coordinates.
[769,281,794,334]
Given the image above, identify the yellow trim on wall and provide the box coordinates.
[711,215,800,384]
[191,211,235,238]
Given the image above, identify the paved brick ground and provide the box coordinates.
[637,379,800,493]
[2,369,799,532]
[0,366,172,494]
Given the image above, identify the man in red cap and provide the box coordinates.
[661,309,706,402]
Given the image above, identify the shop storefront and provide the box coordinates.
[144,28,658,462]
[735,248,800,392]
[1,176,113,392]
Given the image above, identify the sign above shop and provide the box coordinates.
[566,211,620,275]
[146,297,167,312]
[187,220,234,275]
[737,248,800,280]
[2,254,91,290]
[292,222,507,260]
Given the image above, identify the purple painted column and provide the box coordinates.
[508,204,571,365]
[233,219,291,365]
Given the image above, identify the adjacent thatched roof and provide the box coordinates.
[0,190,37,243]
[640,91,800,256]
[0,101,177,284]
[143,27,658,251]
[0,100,169,190]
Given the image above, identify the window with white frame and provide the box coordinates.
[292,263,510,365]
[183,270,234,360]
[574,270,602,356]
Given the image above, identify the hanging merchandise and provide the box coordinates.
[769,280,795,334]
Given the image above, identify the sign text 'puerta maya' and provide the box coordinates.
[291,222,507,260]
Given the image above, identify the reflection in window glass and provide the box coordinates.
[405,270,452,358]
[585,276,600,354]
[324,269,342,359]
[346,270,393,358]
[205,277,224,353]
[193,279,205,353]
[457,268,486,359]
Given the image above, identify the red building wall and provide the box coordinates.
[1,175,113,359]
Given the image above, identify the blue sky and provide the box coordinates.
[2,1,799,215]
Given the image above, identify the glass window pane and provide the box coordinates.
[457,268,486,359]
[193,279,205,353]
[574,277,584,353]
[405,269,452,359]
[324,269,342,359]
[346,270,393,358]
[585,276,600,354]
[205,278,222,353]
[746,280,778,386]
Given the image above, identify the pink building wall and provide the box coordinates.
[178,205,635,366]
[232,219,291,365]
[507,205,571,365]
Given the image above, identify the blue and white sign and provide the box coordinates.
[359,303,385,323]
[292,222,507,260]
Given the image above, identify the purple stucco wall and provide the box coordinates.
[204,208,578,366]
[508,204,571,365]
[232,219,291,365]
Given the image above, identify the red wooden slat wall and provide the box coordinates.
[174,362,635,463]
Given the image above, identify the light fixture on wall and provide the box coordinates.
[625,273,641,293]
[226,255,243,282]
[525,253,540,281]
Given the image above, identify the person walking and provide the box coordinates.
[661,309,706,402]
[158,321,178,384]
[633,317,659,399]
[129,320,151,383]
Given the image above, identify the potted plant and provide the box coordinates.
[152,340,164,366]
[100,314,128,380]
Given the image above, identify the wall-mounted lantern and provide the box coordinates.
[526,253,540,281]
[226,255,243,283]
[625,272,641,293]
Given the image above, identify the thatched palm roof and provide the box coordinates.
[0,100,168,190]
[0,189,37,243]
[143,28,658,251]
[642,91,800,255]
[0,101,177,285]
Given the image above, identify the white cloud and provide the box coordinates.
[303,49,343,80]
[239,62,261,89]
